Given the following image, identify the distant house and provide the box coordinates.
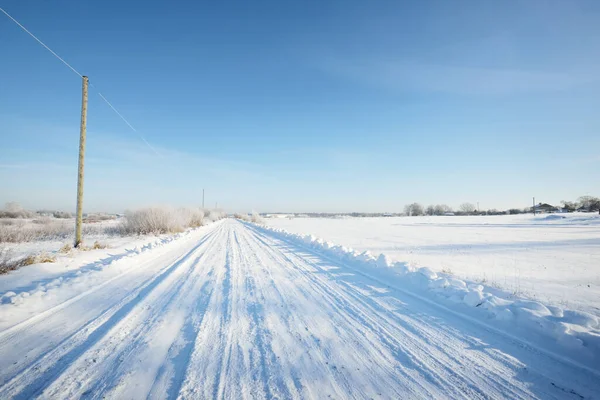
[265,214,292,219]
[576,206,599,213]
[532,203,557,213]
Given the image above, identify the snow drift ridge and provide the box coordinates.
[252,222,600,369]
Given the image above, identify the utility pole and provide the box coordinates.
[75,76,88,248]
[532,197,536,216]
[202,189,205,208]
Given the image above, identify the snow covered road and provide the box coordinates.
[0,219,598,399]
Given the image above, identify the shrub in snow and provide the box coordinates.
[0,202,35,219]
[0,246,56,274]
[233,213,250,221]
[121,207,214,235]
[83,213,116,223]
[250,211,263,223]
[0,219,71,242]
[52,211,73,219]
[205,210,226,222]
[178,208,205,228]
[123,207,183,234]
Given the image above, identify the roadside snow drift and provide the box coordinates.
[254,223,600,366]
[266,214,600,317]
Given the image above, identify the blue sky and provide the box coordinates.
[1,0,599,213]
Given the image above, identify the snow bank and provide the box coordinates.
[0,233,185,306]
[0,220,224,331]
[542,214,566,220]
[253,223,600,363]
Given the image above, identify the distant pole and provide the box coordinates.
[202,189,205,208]
[477,202,479,212]
[75,76,89,248]
[532,197,536,215]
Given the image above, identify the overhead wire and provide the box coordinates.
[0,7,83,78]
[0,6,160,157]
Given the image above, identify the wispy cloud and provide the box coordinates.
[320,57,598,95]
[85,132,284,184]
[0,162,70,170]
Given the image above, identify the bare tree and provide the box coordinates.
[1,202,34,219]
[560,200,577,212]
[4,202,23,213]
[578,196,600,211]
[425,205,435,216]
[434,204,452,215]
[404,203,424,216]
[459,203,476,214]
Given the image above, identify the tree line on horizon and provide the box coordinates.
[404,195,600,216]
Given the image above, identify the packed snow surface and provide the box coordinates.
[267,213,600,316]
[0,219,599,399]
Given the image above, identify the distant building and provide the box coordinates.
[532,203,557,213]
[264,214,292,219]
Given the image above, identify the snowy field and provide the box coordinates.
[266,213,600,316]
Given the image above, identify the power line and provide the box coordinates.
[0,7,82,78]
[0,6,160,156]
[93,86,161,156]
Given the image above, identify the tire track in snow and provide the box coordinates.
[235,225,355,399]
[89,225,227,400]
[0,224,221,340]
[0,221,225,386]
[234,228,298,399]
[147,231,227,400]
[231,229,272,399]
[176,225,235,399]
[213,227,235,399]
[0,223,225,399]
[245,222,600,399]
[240,224,417,399]
[242,224,569,399]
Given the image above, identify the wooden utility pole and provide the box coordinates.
[532,197,536,216]
[75,76,89,247]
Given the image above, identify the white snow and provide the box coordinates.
[267,213,600,316]
[0,219,598,398]
[257,222,600,366]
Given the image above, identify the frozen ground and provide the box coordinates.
[267,213,600,316]
[0,219,598,399]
